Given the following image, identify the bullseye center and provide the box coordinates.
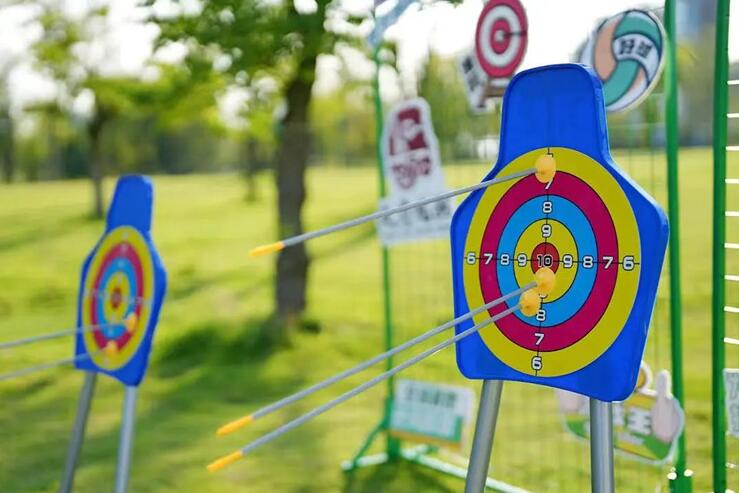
[111,286,122,309]
[531,242,559,273]
[490,19,511,54]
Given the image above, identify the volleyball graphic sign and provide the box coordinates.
[475,0,528,79]
[75,176,167,387]
[579,10,665,113]
[451,64,668,402]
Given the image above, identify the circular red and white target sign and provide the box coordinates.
[475,0,528,79]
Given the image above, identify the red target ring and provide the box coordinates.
[475,0,528,79]
[478,173,619,353]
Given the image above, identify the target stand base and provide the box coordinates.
[343,413,528,493]
[667,468,693,493]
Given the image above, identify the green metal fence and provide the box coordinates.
[346,1,690,491]
[712,0,736,491]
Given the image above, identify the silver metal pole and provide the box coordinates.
[59,371,97,493]
[113,386,138,493]
[464,380,504,493]
[589,398,615,493]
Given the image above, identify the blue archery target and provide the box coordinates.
[75,176,167,387]
[451,64,668,402]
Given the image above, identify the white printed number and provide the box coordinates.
[531,356,543,371]
[466,252,476,265]
[623,256,635,271]
[562,254,574,269]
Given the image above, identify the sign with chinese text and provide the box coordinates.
[556,363,684,464]
[389,379,475,451]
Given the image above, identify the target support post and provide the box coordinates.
[589,399,615,493]
[114,386,138,493]
[59,372,98,493]
[464,380,504,493]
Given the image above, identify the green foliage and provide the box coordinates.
[311,85,375,166]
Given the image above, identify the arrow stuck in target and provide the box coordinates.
[249,155,556,257]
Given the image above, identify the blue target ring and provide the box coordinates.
[96,257,139,339]
[495,195,598,326]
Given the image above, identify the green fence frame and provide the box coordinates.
[345,2,691,492]
[712,0,731,491]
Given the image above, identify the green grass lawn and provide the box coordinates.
[0,147,736,492]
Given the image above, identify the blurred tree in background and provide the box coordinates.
[152,0,381,342]
[31,3,224,217]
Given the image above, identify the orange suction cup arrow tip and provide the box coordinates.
[519,289,542,317]
[217,415,254,437]
[124,313,138,333]
[535,154,556,183]
[249,241,285,258]
[534,267,556,296]
[207,450,244,473]
[103,340,119,359]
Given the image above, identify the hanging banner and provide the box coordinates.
[555,363,685,465]
[459,0,527,113]
[376,98,454,245]
[723,369,739,437]
[578,9,666,113]
[389,379,475,451]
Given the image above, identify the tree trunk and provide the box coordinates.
[244,138,258,202]
[271,56,317,339]
[88,111,106,219]
[0,107,14,183]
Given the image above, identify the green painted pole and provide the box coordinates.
[663,2,691,491]
[372,43,401,460]
[712,0,730,491]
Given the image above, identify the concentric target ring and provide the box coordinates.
[475,0,528,78]
[462,147,641,377]
[82,226,153,370]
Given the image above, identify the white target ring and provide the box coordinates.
[475,0,528,79]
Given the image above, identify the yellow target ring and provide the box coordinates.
[82,226,154,370]
[512,219,577,303]
[463,147,640,377]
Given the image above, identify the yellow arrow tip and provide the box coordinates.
[519,289,542,317]
[535,154,557,183]
[103,340,119,359]
[249,241,285,257]
[534,267,556,296]
[124,313,138,333]
[216,415,254,437]
[207,450,244,473]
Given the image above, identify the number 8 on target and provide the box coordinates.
[450,64,668,401]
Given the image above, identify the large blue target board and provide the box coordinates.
[74,176,167,387]
[451,64,668,402]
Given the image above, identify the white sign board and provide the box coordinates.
[724,369,739,437]
[389,379,475,451]
[376,98,454,246]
